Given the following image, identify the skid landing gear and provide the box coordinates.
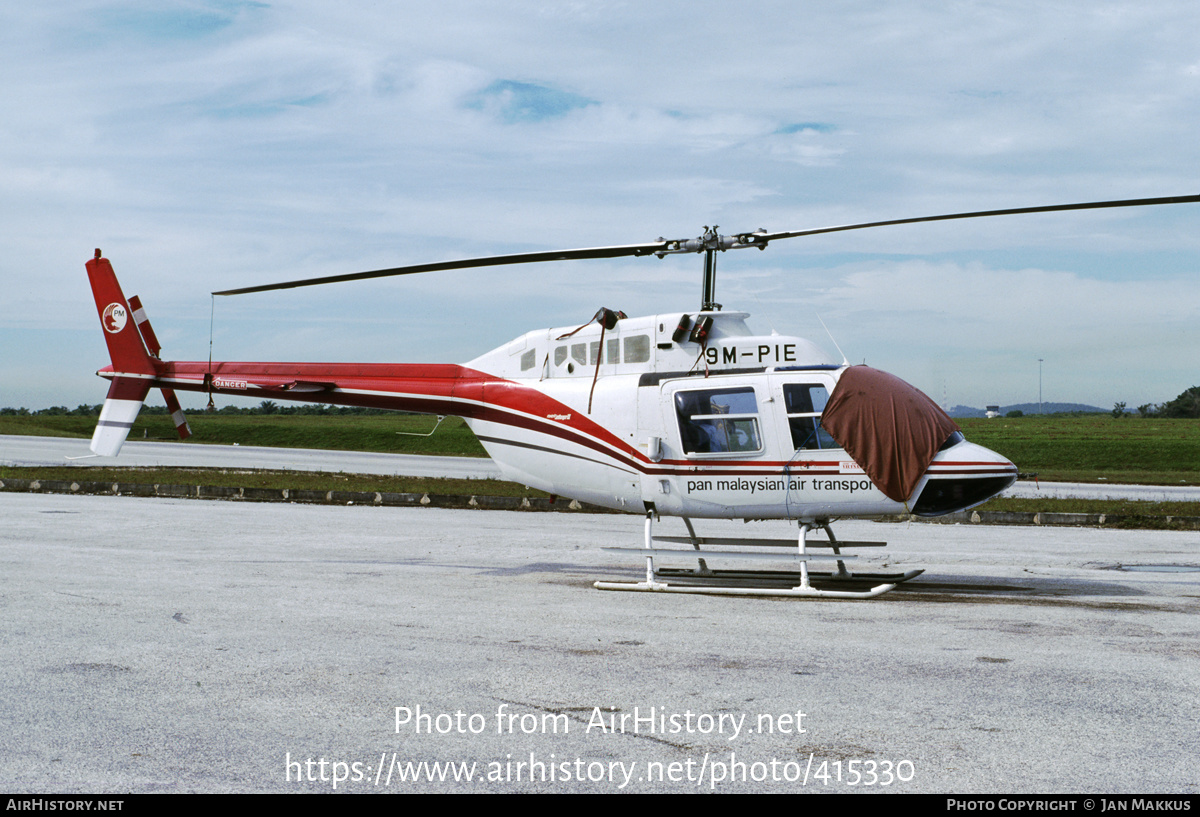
[594,513,923,599]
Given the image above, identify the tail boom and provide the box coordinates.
[84,253,546,455]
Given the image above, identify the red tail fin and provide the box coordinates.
[86,250,159,456]
[85,250,155,375]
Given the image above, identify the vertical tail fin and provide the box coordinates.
[86,250,158,456]
[86,250,156,376]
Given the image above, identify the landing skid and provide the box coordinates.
[594,514,922,599]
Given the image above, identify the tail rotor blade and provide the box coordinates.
[161,388,192,440]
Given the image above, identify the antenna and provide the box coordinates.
[816,314,850,366]
[749,290,780,335]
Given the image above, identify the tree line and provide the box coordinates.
[1113,386,1200,419]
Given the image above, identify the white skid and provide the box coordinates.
[601,547,858,563]
[651,535,885,549]
[593,579,898,599]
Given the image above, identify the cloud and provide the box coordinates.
[463,80,595,123]
[2,1,1199,410]
[94,0,262,42]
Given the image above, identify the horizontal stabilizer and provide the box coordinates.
[276,380,337,393]
[244,380,338,393]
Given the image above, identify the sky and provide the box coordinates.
[2,0,1199,412]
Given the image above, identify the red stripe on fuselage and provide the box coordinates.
[99,360,1015,482]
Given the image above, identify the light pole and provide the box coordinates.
[1038,358,1043,415]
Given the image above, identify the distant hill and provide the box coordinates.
[947,402,1106,418]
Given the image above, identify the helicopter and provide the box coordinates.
[84,193,1200,598]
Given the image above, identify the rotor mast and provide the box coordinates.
[652,225,769,312]
[701,227,720,311]
[702,246,719,311]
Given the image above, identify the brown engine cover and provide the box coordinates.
[821,366,960,503]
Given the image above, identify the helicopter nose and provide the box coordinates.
[910,439,1017,516]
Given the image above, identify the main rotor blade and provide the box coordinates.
[757,193,1200,243]
[213,240,669,296]
[214,192,1199,296]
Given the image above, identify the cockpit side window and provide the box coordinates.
[783,383,838,450]
[624,335,650,363]
[674,387,762,455]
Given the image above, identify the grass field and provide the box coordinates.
[0,412,488,457]
[956,415,1200,485]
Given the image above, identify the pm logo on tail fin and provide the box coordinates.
[102,303,128,333]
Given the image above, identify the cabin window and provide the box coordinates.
[674,387,762,455]
[571,343,588,364]
[783,383,838,450]
[607,338,619,365]
[624,335,650,363]
[520,349,537,371]
[554,346,568,366]
[939,430,965,451]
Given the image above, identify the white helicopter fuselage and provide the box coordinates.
[464,310,1016,520]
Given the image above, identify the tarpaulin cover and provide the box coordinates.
[821,366,960,503]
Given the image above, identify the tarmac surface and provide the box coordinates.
[2,489,1198,793]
